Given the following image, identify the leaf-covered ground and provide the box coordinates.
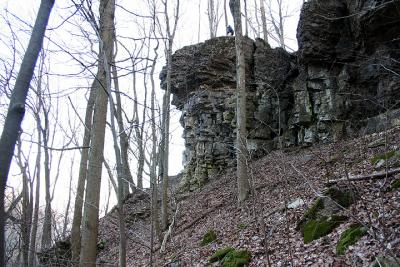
[97,128,400,266]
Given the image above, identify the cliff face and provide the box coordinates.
[160,0,400,189]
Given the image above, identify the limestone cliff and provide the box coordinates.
[160,0,400,189]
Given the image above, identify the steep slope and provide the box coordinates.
[96,127,400,266]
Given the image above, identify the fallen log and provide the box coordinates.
[326,168,400,185]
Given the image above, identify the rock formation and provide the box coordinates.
[160,0,400,190]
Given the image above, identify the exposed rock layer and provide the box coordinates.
[160,0,400,189]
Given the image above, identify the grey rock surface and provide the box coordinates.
[160,0,400,189]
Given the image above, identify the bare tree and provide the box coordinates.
[70,77,95,267]
[207,0,217,38]
[61,158,74,240]
[0,0,54,264]
[147,1,162,263]
[244,0,249,36]
[39,78,52,250]
[224,0,228,29]
[268,0,286,49]
[15,137,32,267]
[28,62,46,265]
[111,47,134,194]
[107,28,127,267]
[207,0,223,38]
[259,0,269,43]
[79,0,115,265]
[159,0,181,231]
[230,0,250,203]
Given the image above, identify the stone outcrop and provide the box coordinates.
[160,0,400,190]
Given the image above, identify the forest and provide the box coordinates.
[1,0,399,266]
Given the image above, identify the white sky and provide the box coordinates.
[0,0,303,217]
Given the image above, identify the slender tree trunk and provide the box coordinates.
[161,85,170,230]
[79,0,115,265]
[104,178,112,215]
[244,0,249,36]
[104,158,118,195]
[112,54,133,196]
[70,72,95,267]
[108,79,127,267]
[253,0,261,38]
[149,7,162,253]
[208,0,216,38]
[62,159,74,239]
[277,0,285,49]
[260,0,269,43]
[230,0,250,204]
[70,96,94,265]
[224,0,228,28]
[138,44,151,191]
[0,0,54,264]
[131,63,146,190]
[16,139,31,267]
[107,35,126,267]
[28,112,42,267]
[21,166,30,267]
[161,0,180,232]
[198,0,202,42]
[40,104,52,250]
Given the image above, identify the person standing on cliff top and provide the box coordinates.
[227,25,234,36]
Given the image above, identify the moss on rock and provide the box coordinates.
[336,224,367,254]
[302,215,347,244]
[209,247,234,263]
[297,197,324,230]
[222,250,252,267]
[201,229,217,246]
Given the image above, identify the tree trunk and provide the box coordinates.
[224,0,228,29]
[253,0,261,38]
[79,0,115,265]
[161,85,170,230]
[40,102,52,250]
[277,0,285,49]
[29,112,42,267]
[260,0,269,43]
[107,33,126,267]
[161,0,180,232]
[131,64,145,190]
[62,159,74,239]
[16,138,31,267]
[208,0,216,38]
[112,55,133,195]
[244,0,249,36]
[230,0,250,204]
[198,0,202,42]
[149,18,162,252]
[70,78,95,266]
[0,0,54,264]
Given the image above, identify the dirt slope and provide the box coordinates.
[98,128,400,266]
